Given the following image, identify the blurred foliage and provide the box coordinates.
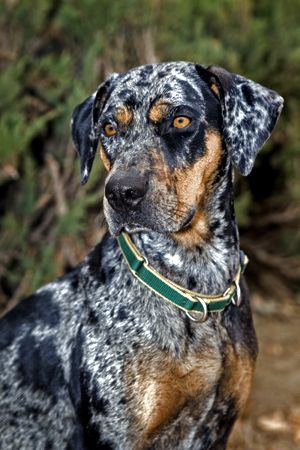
[0,0,300,308]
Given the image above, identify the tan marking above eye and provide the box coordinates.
[148,100,170,123]
[115,105,133,126]
[104,123,117,137]
[172,116,191,129]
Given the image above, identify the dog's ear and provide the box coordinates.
[71,73,119,184]
[196,65,284,175]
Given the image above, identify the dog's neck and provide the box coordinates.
[131,170,240,296]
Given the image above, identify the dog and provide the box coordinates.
[0,62,283,450]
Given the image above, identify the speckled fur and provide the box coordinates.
[0,62,283,450]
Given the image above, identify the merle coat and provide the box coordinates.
[0,62,283,450]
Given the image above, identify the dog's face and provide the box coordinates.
[99,63,223,239]
[72,62,283,243]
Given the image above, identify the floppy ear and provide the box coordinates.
[71,73,119,184]
[197,65,284,175]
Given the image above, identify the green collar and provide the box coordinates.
[117,232,248,322]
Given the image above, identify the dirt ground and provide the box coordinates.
[228,294,300,450]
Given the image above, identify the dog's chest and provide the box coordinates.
[79,310,224,446]
[122,345,222,440]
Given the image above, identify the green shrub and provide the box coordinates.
[0,0,299,308]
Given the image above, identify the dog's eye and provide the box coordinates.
[172,116,191,129]
[104,123,117,137]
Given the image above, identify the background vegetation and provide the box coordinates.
[1,0,300,309]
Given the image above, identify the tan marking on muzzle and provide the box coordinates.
[149,149,173,188]
[99,143,111,171]
[172,130,223,248]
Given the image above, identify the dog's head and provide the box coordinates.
[72,62,283,243]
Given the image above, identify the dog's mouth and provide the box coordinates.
[123,208,196,234]
[104,189,197,236]
[107,219,151,237]
[108,208,196,237]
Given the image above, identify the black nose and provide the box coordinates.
[105,171,148,211]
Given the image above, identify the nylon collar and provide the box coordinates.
[117,232,248,322]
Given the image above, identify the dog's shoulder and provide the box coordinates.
[0,232,120,351]
[0,271,80,352]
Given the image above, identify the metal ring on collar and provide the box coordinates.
[185,297,208,322]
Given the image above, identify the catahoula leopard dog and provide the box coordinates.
[0,62,283,450]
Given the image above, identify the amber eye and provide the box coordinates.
[172,116,191,129]
[104,123,117,137]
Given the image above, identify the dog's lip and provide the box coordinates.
[180,208,196,230]
[108,217,151,236]
[123,224,151,234]
[109,210,196,236]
